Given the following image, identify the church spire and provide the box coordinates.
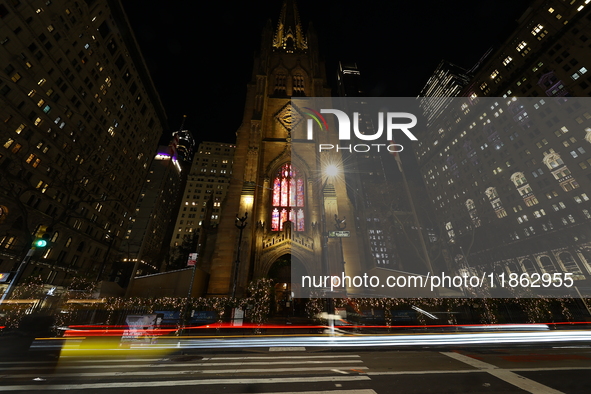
[272,0,308,52]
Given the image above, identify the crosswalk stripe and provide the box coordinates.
[0,358,163,365]
[0,375,372,391]
[249,391,376,394]
[209,355,360,360]
[441,352,563,394]
[3,366,369,379]
[0,354,360,366]
[0,359,363,371]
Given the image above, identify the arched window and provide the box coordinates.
[558,252,583,275]
[521,258,538,275]
[274,74,286,95]
[539,256,557,273]
[485,187,498,200]
[292,74,305,96]
[271,163,305,231]
[510,172,527,187]
[542,152,564,169]
[507,262,521,274]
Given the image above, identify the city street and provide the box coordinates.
[2,337,591,393]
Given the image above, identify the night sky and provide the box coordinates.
[123,0,532,145]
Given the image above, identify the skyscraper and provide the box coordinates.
[117,146,182,285]
[415,0,591,284]
[418,60,470,128]
[0,0,167,288]
[171,116,195,164]
[170,142,235,247]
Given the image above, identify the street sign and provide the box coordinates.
[187,252,198,266]
[329,231,350,238]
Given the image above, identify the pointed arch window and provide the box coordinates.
[271,163,305,231]
[274,74,287,95]
[292,74,305,96]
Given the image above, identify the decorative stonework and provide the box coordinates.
[262,221,314,251]
[275,102,303,132]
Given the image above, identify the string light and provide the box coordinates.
[1,276,587,330]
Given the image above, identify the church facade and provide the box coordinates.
[204,0,363,297]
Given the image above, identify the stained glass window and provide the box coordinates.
[271,163,305,231]
[272,208,279,231]
[273,179,280,206]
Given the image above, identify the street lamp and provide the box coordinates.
[324,163,339,178]
[231,212,248,298]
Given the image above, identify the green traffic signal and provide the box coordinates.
[34,239,48,248]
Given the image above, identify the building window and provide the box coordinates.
[543,152,564,169]
[274,74,286,95]
[485,187,507,218]
[271,163,305,231]
[531,24,547,39]
[516,41,530,55]
[465,199,480,227]
[26,154,41,167]
[292,74,305,96]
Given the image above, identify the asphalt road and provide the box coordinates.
[1,339,591,393]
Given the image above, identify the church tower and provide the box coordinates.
[205,0,361,297]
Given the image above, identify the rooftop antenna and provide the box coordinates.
[179,114,187,130]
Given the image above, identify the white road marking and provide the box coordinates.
[368,370,481,375]
[441,352,496,370]
[441,352,564,394]
[210,355,361,360]
[4,366,369,378]
[0,354,360,367]
[1,359,363,371]
[510,367,591,372]
[0,375,372,391]
[0,358,162,365]
[251,391,376,394]
[330,369,349,374]
[270,347,306,351]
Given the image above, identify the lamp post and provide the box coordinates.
[320,164,339,334]
[95,232,113,283]
[334,214,347,298]
[320,164,339,280]
[0,227,52,305]
[231,212,248,299]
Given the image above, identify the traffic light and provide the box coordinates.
[32,225,52,248]
[33,238,48,248]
